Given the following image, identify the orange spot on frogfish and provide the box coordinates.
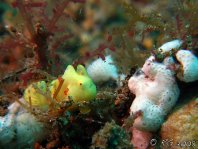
[64,88,69,95]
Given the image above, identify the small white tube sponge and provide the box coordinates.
[87,55,118,83]
[176,50,198,82]
[157,39,182,54]
[128,57,180,131]
[0,99,46,148]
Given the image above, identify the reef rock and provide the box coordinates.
[161,99,198,149]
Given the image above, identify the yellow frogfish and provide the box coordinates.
[23,65,97,110]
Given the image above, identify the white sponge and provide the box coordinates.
[15,112,46,148]
[157,39,182,54]
[0,99,46,148]
[87,55,118,83]
[176,50,198,82]
[131,95,165,132]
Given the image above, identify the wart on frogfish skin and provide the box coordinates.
[64,88,69,95]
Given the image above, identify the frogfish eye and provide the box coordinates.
[134,69,144,76]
